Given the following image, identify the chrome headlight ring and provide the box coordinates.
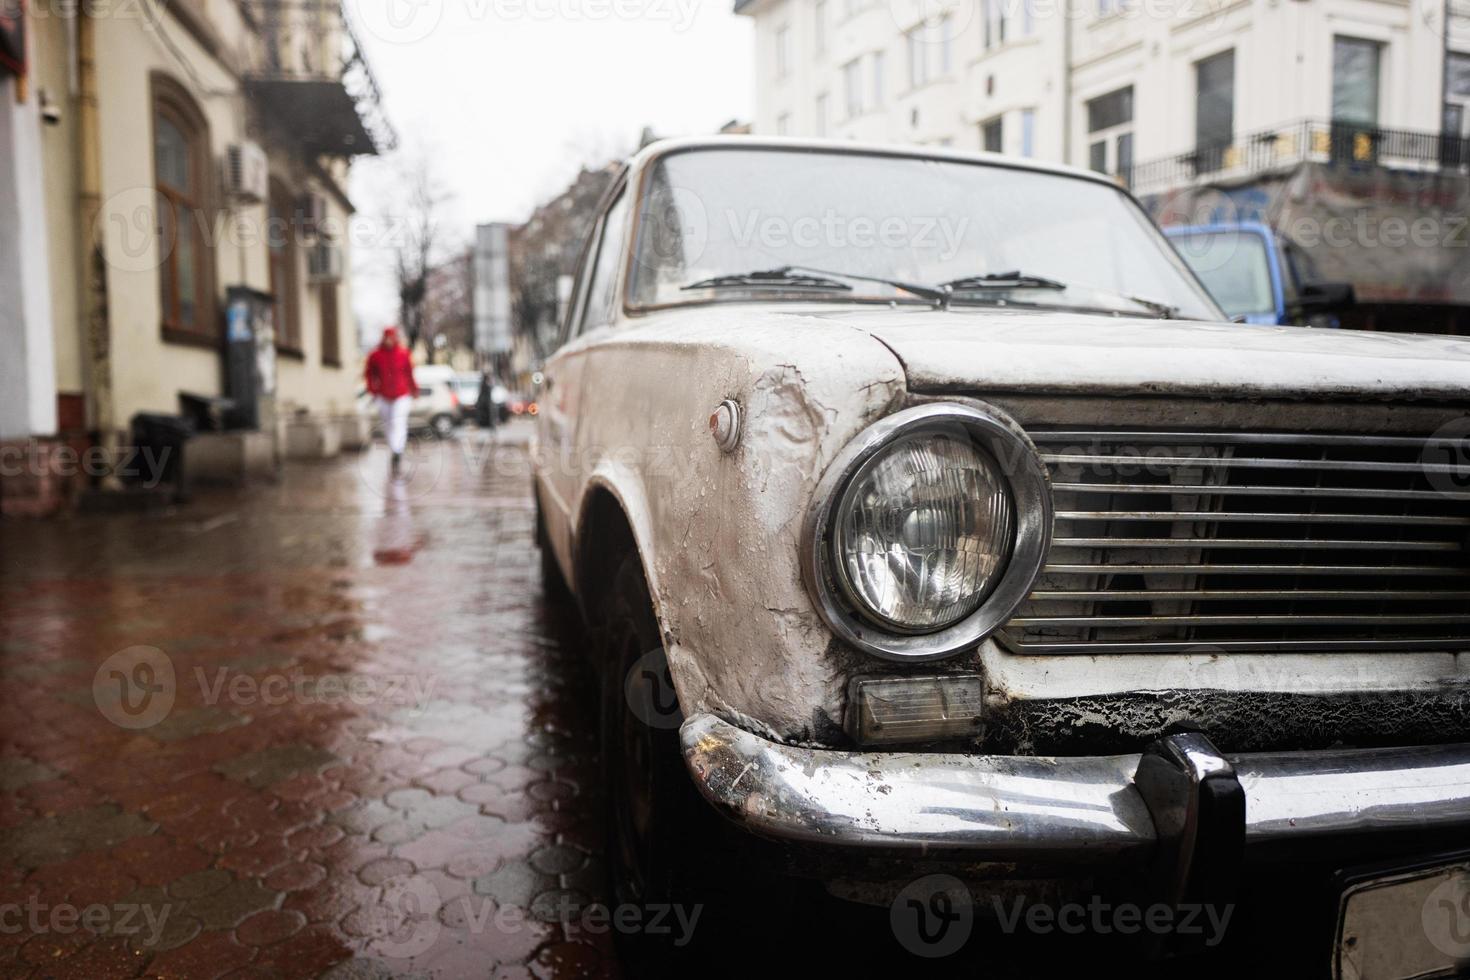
[801,401,1054,662]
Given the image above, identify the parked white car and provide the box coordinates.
[357,367,460,439]
[533,137,1470,969]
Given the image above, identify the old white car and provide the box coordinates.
[533,137,1470,970]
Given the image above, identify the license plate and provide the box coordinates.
[1334,857,1470,980]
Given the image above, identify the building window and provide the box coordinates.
[775,24,791,79]
[1021,108,1035,157]
[268,181,302,355]
[907,28,928,88]
[152,75,214,343]
[844,58,864,118]
[320,285,340,367]
[1194,49,1235,173]
[1444,52,1470,165]
[1086,85,1134,184]
[815,0,827,56]
[872,50,886,107]
[1332,36,1382,127]
[982,117,1003,153]
[940,14,954,74]
[984,0,1007,49]
[776,112,792,136]
[815,92,830,136]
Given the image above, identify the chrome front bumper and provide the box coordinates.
[680,713,1470,864]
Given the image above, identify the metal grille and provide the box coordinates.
[998,430,1470,654]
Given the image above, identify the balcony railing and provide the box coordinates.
[1127,119,1470,196]
[241,0,397,156]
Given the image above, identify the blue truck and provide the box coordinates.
[1164,221,1355,326]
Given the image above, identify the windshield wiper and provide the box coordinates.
[942,271,1067,292]
[682,265,947,306]
[681,268,852,292]
[785,266,948,306]
[942,270,1180,319]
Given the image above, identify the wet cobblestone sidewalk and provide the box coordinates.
[0,424,620,979]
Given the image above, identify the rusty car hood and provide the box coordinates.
[787,305,1470,401]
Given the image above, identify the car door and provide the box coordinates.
[537,181,631,579]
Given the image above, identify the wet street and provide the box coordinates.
[0,423,621,979]
[0,424,1332,979]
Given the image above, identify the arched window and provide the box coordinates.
[152,74,215,343]
[268,180,302,355]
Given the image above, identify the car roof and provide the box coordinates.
[626,135,1123,190]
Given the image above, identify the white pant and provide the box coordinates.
[378,396,411,455]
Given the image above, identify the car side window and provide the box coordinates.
[562,213,605,345]
[580,191,630,333]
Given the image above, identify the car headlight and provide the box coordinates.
[802,402,1053,662]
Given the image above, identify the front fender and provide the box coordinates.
[567,313,906,743]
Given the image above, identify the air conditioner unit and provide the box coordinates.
[307,243,344,283]
[299,192,328,240]
[224,141,269,204]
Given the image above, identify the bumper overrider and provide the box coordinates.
[680,713,1470,894]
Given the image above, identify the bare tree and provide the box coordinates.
[392,152,451,352]
[420,248,474,361]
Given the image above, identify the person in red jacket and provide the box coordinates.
[365,327,416,474]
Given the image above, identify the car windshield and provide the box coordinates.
[1170,230,1277,318]
[628,147,1222,320]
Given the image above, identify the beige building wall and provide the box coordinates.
[30,13,83,400]
[41,1,364,438]
[92,10,241,429]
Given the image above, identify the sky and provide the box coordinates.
[345,0,755,330]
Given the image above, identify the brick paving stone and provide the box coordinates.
[0,429,617,978]
[141,928,256,979]
[262,861,327,893]
[234,908,307,947]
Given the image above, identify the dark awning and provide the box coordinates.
[246,77,379,157]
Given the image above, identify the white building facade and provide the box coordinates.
[736,0,1470,188]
